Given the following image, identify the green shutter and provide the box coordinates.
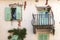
[16,6,22,20]
[43,34,48,40]
[38,34,48,40]
[38,34,43,40]
[5,7,11,21]
[11,35,18,40]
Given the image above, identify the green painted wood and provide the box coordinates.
[43,34,48,40]
[38,34,48,40]
[38,34,43,40]
[5,7,11,21]
[16,6,22,20]
[11,35,18,40]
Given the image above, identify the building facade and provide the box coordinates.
[0,0,60,40]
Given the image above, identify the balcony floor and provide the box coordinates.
[33,25,55,35]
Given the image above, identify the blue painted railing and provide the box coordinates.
[32,13,55,25]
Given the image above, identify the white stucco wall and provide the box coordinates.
[0,0,60,40]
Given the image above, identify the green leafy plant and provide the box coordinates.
[8,28,27,40]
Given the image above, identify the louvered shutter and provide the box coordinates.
[38,34,48,40]
[38,34,43,40]
[5,7,11,21]
[16,6,22,20]
[43,34,48,40]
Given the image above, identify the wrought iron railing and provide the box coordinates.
[32,13,55,25]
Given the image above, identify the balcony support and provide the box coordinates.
[33,25,55,35]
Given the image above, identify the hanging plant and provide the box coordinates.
[8,28,27,40]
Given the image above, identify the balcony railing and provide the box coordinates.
[32,13,55,25]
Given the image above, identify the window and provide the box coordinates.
[5,6,22,21]
[38,34,48,40]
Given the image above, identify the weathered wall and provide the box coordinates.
[0,0,60,40]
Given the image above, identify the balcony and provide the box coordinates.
[32,6,55,34]
[32,14,54,25]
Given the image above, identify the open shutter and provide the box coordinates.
[5,7,11,21]
[16,6,22,20]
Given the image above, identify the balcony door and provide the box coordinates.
[38,11,49,25]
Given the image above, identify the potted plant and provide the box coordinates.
[8,28,27,40]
